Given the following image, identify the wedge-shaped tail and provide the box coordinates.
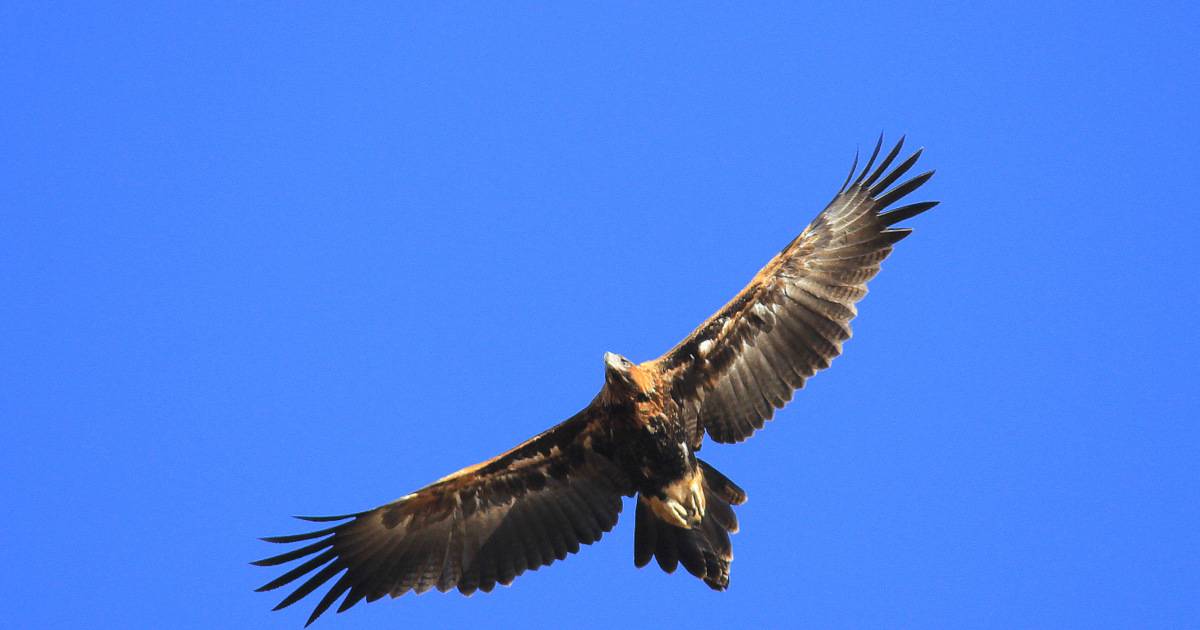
[633,459,747,589]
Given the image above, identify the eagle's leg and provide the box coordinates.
[643,466,706,528]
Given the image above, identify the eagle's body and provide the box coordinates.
[600,354,707,529]
[256,136,938,625]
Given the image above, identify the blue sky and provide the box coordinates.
[3,3,1197,628]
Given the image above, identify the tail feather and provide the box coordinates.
[633,459,745,590]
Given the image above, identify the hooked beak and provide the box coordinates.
[603,352,621,371]
[604,352,632,385]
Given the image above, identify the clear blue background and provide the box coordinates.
[3,3,1197,628]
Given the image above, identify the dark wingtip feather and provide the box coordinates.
[293,513,358,523]
[259,525,340,544]
[879,228,913,246]
[875,170,935,209]
[853,133,886,187]
[869,147,923,196]
[257,549,337,593]
[252,538,334,567]
[861,136,905,189]
[305,573,353,626]
[880,200,939,227]
[838,149,860,193]
[336,587,368,614]
[273,561,344,612]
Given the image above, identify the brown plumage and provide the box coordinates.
[255,135,937,625]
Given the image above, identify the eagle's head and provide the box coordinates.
[603,351,634,383]
[603,352,653,400]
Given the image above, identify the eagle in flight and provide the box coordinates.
[255,135,937,625]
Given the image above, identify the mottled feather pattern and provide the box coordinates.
[655,135,937,445]
[255,410,631,625]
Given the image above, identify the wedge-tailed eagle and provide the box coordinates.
[255,135,937,625]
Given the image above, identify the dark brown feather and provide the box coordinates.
[256,408,631,623]
[633,459,742,590]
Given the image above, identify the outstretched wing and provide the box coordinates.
[254,409,630,626]
[653,135,937,446]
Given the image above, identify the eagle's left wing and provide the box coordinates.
[254,408,630,625]
[651,136,937,447]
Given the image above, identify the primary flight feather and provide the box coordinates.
[255,135,937,625]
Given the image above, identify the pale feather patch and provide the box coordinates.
[752,301,776,330]
[644,468,706,529]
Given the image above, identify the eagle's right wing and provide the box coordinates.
[254,408,630,625]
